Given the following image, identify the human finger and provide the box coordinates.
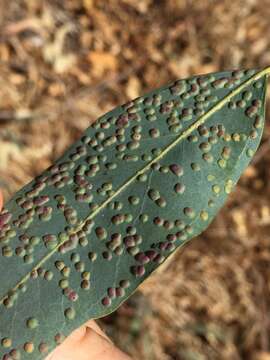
[46,324,131,360]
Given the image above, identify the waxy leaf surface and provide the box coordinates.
[0,68,267,359]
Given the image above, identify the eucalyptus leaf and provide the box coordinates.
[0,67,268,359]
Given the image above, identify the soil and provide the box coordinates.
[1,1,270,359]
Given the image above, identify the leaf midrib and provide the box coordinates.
[1,66,269,304]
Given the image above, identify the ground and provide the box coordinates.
[0,1,270,359]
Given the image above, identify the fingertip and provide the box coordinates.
[84,319,113,344]
[45,327,131,360]
[82,327,131,359]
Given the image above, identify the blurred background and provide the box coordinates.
[1,0,270,359]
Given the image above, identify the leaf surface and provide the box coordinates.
[0,68,268,359]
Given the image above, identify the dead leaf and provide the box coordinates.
[87,51,118,77]
[0,141,20,170]
[126,76,141,99]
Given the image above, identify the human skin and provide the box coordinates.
[0,191,131,360]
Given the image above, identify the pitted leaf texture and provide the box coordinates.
[0,67,268,359]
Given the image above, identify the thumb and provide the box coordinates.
[46,323,131,360]
[79,327,131,360]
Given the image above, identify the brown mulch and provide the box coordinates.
[1,1,270,359]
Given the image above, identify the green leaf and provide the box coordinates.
[0,67,268,359]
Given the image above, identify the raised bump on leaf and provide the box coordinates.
[0,66,269,359]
